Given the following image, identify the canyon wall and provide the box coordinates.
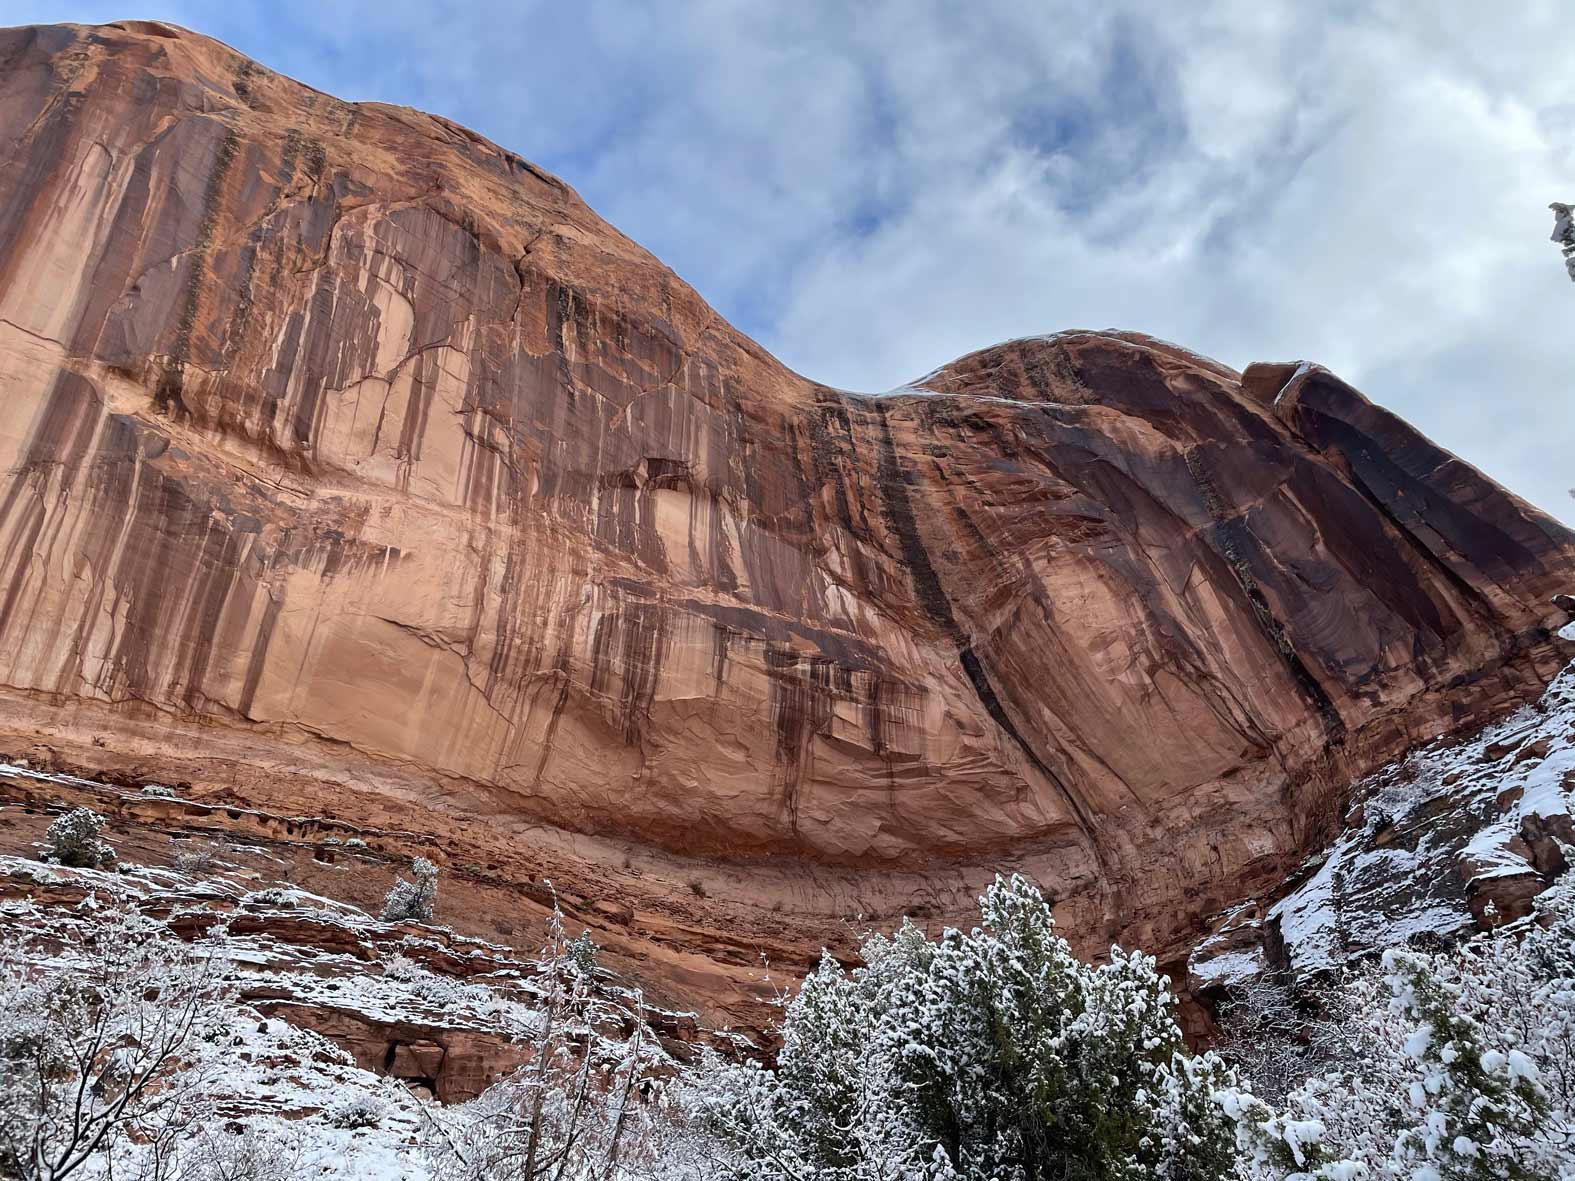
[0,19,1571,1019]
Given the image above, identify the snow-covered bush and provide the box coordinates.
[326,1093,387,1129]
[1552,202,1575,282]
[10,864,60,887]
[566,930,599,977]
[383,954,493,1009]
[39,807,115,869]
[139,783,176,799]
[1229,875,1575,1179]
[1219,973,1366,1104]
[381,857,439,924]
[384,953,424,982]
[243,886,296,907]
[176,1125,303,1181]
[172,839,219,875]
[0,908,231,1180]
[672,873,1239,1180]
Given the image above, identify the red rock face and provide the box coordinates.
[0,21,1571,1019]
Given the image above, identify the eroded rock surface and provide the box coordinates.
[0,20,1572,1018]
[1189,651,1575,1002]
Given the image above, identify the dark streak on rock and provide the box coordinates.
[1185,447,1345,737]
[157,123,240,417]
[238,592,282,718]
[870,399,1109,867]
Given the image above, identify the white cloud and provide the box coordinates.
[761,3,1575,521]
[10,0,1574,518]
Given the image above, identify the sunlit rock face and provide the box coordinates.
[0,20,1571,1015]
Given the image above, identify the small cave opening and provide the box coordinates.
[383,1040,444,1101]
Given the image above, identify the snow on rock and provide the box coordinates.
[1192,658,1575,987]
[0,841,702,1122]
[1187,900,1271,992]
[1189,945,1270,990]
[1552,202,1575,281]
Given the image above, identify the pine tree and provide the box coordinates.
[678,874,1239,1180]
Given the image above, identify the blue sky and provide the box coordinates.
[12,1,1575,520]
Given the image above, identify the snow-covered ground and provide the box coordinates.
[2,866,435,1176]
[0,838,694,1179]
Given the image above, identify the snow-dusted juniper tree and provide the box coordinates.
[673,874,1239,1181]
[0,907,232,1181]
[39,808,115,870]
[1226,875,1575,1180]
[381,856,440,923]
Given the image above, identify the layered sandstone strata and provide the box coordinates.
[0,19,1571,1020]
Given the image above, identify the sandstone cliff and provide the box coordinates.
[0,19,1571,1023]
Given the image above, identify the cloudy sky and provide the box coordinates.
[15,2,1575,519]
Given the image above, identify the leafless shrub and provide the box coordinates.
[0,909,233,1180]
[172,840,220,875]
[173,1125,304,1181]
[1215,969,1370,1103]
[419,897,662,1180]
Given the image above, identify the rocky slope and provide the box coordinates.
[0,819,697,1177]
[0,758,745,1081]
[1191,635,1575,1004]
[0,19,1572,1024]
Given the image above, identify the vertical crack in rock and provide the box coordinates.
[237,592,282,718]
[809,387,860,535]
